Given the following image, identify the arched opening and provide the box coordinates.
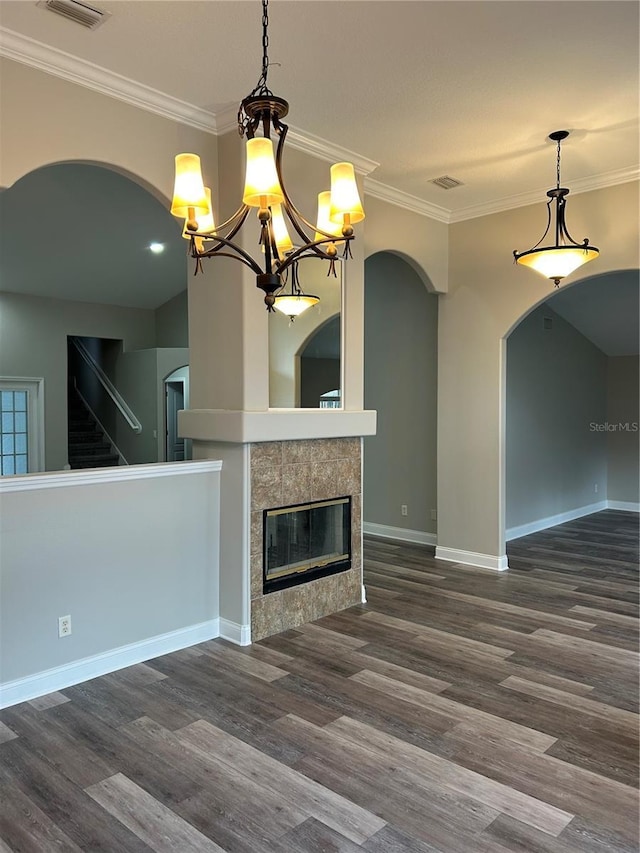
[298,315,341,408]
[363,251,439,543]
[0,162,188,472]
[504,269,639,547]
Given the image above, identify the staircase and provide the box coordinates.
[68,388,120,469]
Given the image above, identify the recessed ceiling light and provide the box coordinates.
[149,243,165,254]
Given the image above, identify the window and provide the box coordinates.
[0,379,44,475]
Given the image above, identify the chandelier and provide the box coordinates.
[513,131,599,287]
[170,0,364,313]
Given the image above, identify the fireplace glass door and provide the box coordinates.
[264,497,351,593]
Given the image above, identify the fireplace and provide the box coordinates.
[263,496,351,594]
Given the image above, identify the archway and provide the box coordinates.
[503,269,639,544]
[0,162,187,471]
[363,251,439,543]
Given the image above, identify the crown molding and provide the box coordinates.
[0,27,217,134]
[286,126,379,176]
[364,178,451,224]
[449,166,640,223]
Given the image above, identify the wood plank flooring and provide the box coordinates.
[1,509,638,852]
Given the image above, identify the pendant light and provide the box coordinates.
[273,259,319,321]
[170,0,364,311]
[513,131,599,287]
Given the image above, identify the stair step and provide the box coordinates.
[69,443,112,455]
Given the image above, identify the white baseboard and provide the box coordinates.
[219,618,251,646]
[435,547,509,572]
[361,583,367,604]
[506,500,608,541]
[0,619,220,709]
[363,522,437,546]
[607,500,640,513]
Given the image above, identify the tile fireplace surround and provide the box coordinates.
[250,437,363,641]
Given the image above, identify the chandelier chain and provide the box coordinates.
[556,137,562,189]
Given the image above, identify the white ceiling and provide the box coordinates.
[0,0,638,216]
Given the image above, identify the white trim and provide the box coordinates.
[363,522,437,547]
[364,178,450,223]
[506,500,608,541]
[435,546,509,572]
[607,500,640,513]
[219,619,251,647]
[0,619,220,709]
[361,584,367,604]
[0,459,222,493]
[449,167,640,223]
[286,126,379,176]
[0,28,217,134]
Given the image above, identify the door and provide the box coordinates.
[165,380,185,462]
[0,378,44,475]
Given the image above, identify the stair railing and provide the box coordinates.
[70,337,142,434]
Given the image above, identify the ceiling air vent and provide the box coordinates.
[431,175,464,190]
[37,0,111,30]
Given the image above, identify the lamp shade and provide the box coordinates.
[243,138,284,207]
[329,162,365,225]
[273,293,320,318]
[171,154,210,218]
[270,204,293,254]
[315,191,344,244]
[182,187,216,239]
[516,245,599,282]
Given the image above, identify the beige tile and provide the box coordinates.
[336,456,361,495]
[250,511,263,557]
[282,463,313,505]
[251,442,282,467]
[251,593,284,642]
[250,554,263,600]
[282,439,314,464]
[310,462,338,501]
[251,465,282,511]
[282,584,321,631]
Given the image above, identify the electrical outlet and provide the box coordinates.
[401,505,408,517]
[58,615,72,638]
[431,509,437,520]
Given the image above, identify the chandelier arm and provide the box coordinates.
[272,120,325,240]
[189,205,252,255]
[195,232,264,276]
[277,235,352,274]
[519,197,553,255]
[556,198,590,249]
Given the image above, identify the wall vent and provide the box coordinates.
[37,0,111,29]
[430,175,464,190]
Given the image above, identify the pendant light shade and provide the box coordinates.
[171,154,210,221]
[243,138,284,207]
[329,162,365,226]
[273,293,320,319]
[269,204,294,255]
[514,131,599,287]
[315,191,344,245]
[182,187,216,252]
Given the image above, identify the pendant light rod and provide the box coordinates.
[170,0,365,311]
[513,130,599,288]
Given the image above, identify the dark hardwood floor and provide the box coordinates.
[1,509,638,852]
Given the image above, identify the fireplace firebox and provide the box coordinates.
[263,497,351,593]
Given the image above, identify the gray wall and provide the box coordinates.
[0,292,156,471]
[0,468,220,685]
[363,252,438,535]
[506,305,608,531]
[156,289,189,348]
[607,355,639,504]
[300,357,341,408]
